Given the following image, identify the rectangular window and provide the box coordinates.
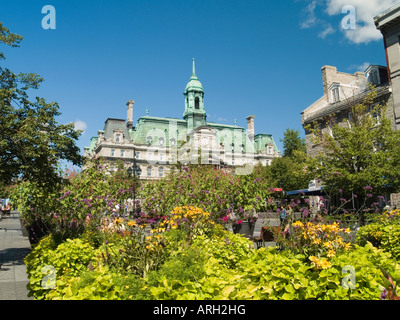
[159,167,164,177]
[120,149,125,157]
[332,87,340,102]
[111,149,115,157]
[116,134,121,142]
[135,151,140,159]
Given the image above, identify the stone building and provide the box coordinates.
[301,2,400,157]
[375,2,400,129]
[301,65,393,157]
[85,59,280,179]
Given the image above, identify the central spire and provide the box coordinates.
[192,58,196,77]
[183,58,206,127]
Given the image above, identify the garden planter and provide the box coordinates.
[25,220,51,245]
[20,218,29,237]
[232,221,255,238]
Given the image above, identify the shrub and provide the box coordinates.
[46,264,152,300]
[356,223,400,260]
[273,220,352,259]
[25,236,98,299]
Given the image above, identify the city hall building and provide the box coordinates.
[85,59,280,179]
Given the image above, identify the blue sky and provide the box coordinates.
[0,0,396,153]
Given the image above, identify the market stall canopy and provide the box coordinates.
[286,186,325,196]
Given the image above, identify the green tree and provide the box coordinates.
[305,88,400,201]
[0,22,83,187]
[281,128,306,158]
[269,152,313,191]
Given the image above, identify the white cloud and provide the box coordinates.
[300,1,319,29]
[300,0,399,44]
[348,61,371,72]
[318,24,335,38]
[74,119,87,134]
[325,0,399,44]
[207,113,229,123]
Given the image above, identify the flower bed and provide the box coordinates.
[24,206,400,300]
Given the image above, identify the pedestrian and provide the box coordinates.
[279,205,287,226]
[288,205,294,221]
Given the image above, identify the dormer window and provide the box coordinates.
[369,70,379,86]
[159,137,165,146]
[330,83,340,103]
[170,138,176,146]
[147,136,153,145]
[113,130,123,143]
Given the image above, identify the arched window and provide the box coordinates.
[195,97,200,110]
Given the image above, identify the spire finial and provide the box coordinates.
[146,108,149,116]
[192,58,196,76]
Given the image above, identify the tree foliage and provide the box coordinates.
[305,87,400,198]
[281,128,306,158]
[0,22,83,187]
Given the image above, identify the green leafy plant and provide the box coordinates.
[25,236,98,299]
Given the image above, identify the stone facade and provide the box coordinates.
[375,3,400,129]
[85,59,281,179]
[301,3,400,158]
[301,64,393,157]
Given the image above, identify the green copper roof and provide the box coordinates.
[131,116,188,146]
[184,58,204,93]
[254,134,279,153]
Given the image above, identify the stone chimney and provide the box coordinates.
[246,115,255,141]
[321,65,337,95]
[126,100,134,129]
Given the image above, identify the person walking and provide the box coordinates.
[279,205,287,226]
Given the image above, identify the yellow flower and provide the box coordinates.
[292,221,304,228]
[116,217,124,224]
[312,238,321,245]
[319,259,331,269]
[323,241,333,249]
[327,249,336,257]
[309,256,332,270]
[127,220,136,227]
[343,242,352,251]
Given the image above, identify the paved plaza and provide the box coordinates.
[0,211,33,300]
